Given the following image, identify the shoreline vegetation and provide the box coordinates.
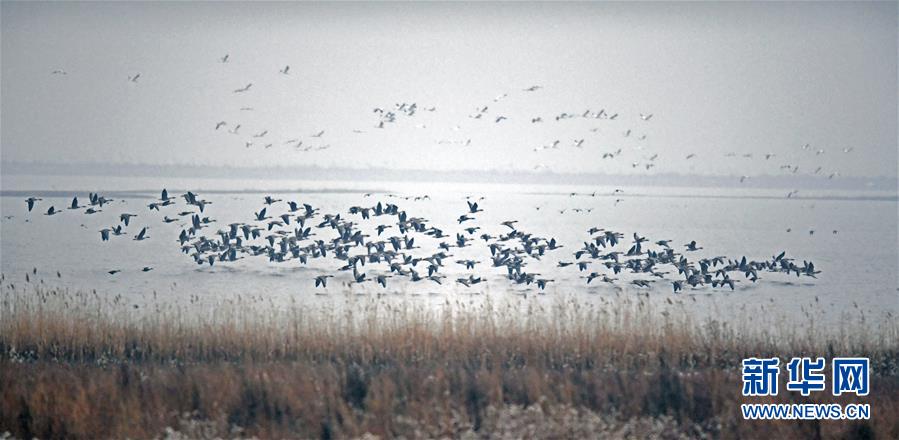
[1,285,897,439]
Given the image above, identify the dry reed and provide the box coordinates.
[1,283,897,439]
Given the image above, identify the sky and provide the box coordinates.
[1,1,896,178]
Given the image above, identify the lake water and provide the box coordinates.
[1,175,897,334]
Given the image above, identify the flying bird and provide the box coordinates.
[26,197,42,211]
[315,275,333,288]
[120,213,137,226]
[133,227,149,241]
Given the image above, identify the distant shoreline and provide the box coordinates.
[3,160,896,193]
[2,188,896,203]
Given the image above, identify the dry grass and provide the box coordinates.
[1,284,897,439]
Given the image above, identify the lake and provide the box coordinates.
[2,175,896,334]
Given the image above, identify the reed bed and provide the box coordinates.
[1,283,897,439]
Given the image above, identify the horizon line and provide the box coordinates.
[1,160,896,192]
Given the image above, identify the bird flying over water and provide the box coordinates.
[26,197,42,212]
[133,227,149,241]
[315,275,333,288]
[120,213,137,226]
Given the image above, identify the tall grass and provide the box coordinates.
[1,283,897,439]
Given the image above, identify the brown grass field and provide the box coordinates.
[1,284,897,439]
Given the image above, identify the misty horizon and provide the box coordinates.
[2,1,897,180]
[2,159,896,193]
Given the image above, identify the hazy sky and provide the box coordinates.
[1,1,896,177]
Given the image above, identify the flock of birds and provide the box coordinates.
[49,53,855,193]
[33,55,841,290]
[19,190,822,293]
